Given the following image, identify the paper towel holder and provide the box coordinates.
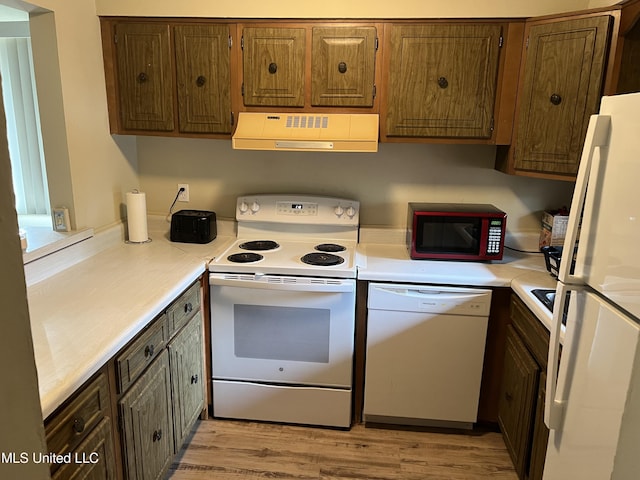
[125,189,152,244]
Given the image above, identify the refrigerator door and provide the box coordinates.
[543,290,640,479]
[560,93,640,318]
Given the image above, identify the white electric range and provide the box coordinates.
[209,194,359,428]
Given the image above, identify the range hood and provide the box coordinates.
[232,112,379,152]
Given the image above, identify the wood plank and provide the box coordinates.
[166,419,518,479]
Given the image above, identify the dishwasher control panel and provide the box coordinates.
[367,283,492,317]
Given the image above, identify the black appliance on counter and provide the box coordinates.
[170,210,216,244]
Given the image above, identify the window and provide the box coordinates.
[0,32,50,217]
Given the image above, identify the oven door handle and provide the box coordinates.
[209,275,355,293]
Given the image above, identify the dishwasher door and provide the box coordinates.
[364,283,492,428]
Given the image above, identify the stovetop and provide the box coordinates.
[209,194,360,278]
[209,238,357,278]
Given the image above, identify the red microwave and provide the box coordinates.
[407,203,507,261]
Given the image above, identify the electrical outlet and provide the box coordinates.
[52,207,71,232]
[178,184,189,202]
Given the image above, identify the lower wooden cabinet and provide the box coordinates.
[498,294,551,480]
[116,280,205,480]
[119,350,174,480]
[498,325,539,478]
[168,312,205,450]
[45,371,117,480]
[52,417,117,480]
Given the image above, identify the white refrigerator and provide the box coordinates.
[543,92,640,479]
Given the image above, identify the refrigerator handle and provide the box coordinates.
[559,114,611,284]
[544,283,573,430]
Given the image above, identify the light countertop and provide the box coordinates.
[28,218,233,419]
[29,221,558,420]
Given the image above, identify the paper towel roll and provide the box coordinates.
[126,190,148,243]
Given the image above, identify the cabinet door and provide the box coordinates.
[385,24,501,138]
[514,16,611,176]
[119,350,174,480]
[52,418,116,480]
[616,9,640,94]
[528,372,549,480]
[498,325,539,479]
[115,23,174,131]
[311,26,377,107]
[242,27,305,107]
[175,24,232,134]
[168,312,204,450]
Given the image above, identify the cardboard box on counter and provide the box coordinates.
[539,209,569,249]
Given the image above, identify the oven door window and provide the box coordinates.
[417,216,480,254]
[234,305,330,363]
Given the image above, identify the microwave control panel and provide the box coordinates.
[487,220,504,255]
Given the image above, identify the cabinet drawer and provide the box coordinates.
[45,373,110,466]
[167,282,200,337]
[511,294,550,368]
[51,417,117,480]
[116,314,168,393]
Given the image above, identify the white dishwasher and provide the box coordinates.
[364,282,492,429]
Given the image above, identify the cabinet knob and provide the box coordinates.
[338,62,347,74]
[144,344,155,358]
[196,75,206,87]
[550,93,562,105]
[191,374,199,384]
[504,391,513,402]
[437,76,449,89]
[152,429,162,442]
[137,72,148,83]
[72,417,85,434]
[268,62,278,74]
[184,302,193,314]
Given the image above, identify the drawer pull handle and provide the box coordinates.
[152,429,162,442]
[184,302,193,314]
[195,75,206,87]
[144,344,155,358]
[437,76,449,89]
[550,93,562,105]
[338,61,347,74]
[268,62,277,74]
[191,374,199,384]
[72,417,85,434]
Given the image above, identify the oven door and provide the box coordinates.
[210,274,355,388]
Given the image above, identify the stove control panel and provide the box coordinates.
[236,194,359,226]
[277,201,318,216]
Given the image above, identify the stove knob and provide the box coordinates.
[346,206,356,218]
[250,201,260,213]
[334,206,344,217]
[239,201,249,214]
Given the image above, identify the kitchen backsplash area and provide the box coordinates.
[137,137,575,236]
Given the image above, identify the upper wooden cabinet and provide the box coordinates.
[114,23,174,132]
[175,25,233,133]
[241,27,306,107]
[101,19,233,136]
[311,26,377,107]
[496,13,612,180]
[238,23,379,111]
[382,23,504,140]
[610,0,640,95]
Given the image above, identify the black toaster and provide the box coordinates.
[170,210,217,244]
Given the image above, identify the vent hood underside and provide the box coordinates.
[232,112,379,153]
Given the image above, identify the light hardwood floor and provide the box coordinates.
[166,419,518,479]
